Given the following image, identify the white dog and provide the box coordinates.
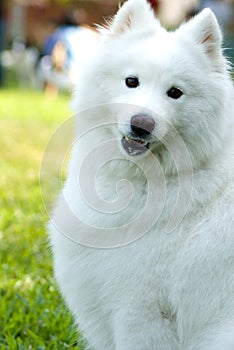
[49,0,234,349]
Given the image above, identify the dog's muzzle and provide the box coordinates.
[121,114,155,156]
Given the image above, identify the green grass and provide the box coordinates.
[0,89,85,349]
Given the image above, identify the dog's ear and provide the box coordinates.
[109,0,159,35]
[178,9,222,60]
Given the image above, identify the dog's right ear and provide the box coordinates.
[108,0,160,35]
[177,9,223,61]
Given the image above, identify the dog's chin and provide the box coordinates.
[121,136,151,156]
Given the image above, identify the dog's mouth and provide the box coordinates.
[121,136,150,156]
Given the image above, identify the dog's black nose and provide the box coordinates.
[130,114,155,136]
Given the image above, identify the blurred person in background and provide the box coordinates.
[156,0,234,63]
[38,8,97,97]
[158,0,199,27]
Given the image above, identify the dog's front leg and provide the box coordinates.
[112,307,179,350]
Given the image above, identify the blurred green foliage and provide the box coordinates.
[0,90,85,349]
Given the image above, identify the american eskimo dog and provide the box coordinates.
[48,0,234,349]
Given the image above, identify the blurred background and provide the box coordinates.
[0,1,233,349]
[0,0,234,91]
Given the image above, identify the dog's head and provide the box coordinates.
[73,0,233,172]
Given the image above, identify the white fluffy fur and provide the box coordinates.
[49,0,234,349]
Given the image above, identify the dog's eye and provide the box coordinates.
[125,76,139,88]
[167,87,183,99]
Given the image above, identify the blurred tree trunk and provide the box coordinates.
[9,2,26,42]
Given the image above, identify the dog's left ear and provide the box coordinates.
[109,0,160,35]
[178,8,222,59]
